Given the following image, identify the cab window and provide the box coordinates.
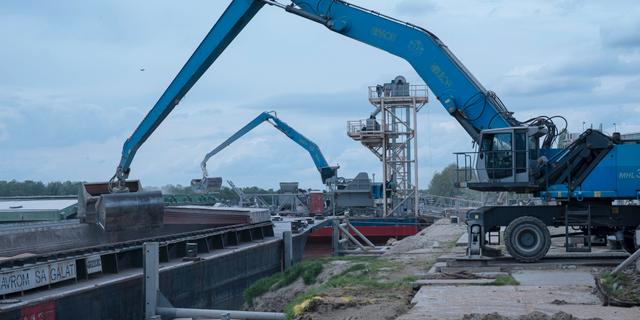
[481,133,513,179]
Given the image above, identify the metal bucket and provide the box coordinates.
[79,180,164,232]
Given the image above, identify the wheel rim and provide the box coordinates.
[513,225,543,254]
[518,230,538,249]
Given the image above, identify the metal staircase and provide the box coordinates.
[564,205,592,252]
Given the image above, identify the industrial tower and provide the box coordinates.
[348,76,428,216]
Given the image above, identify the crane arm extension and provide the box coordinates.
[200,112,337,183]
[200,112,272,178]
[266,114,338,182]
[286,0,519,140]
[113,0,264,186]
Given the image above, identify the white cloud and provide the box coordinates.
[2,0,640,190]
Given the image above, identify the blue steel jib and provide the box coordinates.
[199,112,337,183]
[112,0,265,189]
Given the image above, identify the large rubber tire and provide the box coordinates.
[504,216,551,262]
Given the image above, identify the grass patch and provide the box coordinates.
[244,260,324,306]
[244,276,282,306]
[600,272,640,304]
[282,257,412,319]
[344,263,368,273]
[250,256,414,319]
[322,258,408,290]
[489,274,520,286]
[301,261,323,285]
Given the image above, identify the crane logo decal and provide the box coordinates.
[371,26,397,42]
[431,64,452,88]
[409,40,424,55]
[619,169,640,180]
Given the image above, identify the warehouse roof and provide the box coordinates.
[0,197,77,222]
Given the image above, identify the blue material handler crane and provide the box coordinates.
[80,0,640,261]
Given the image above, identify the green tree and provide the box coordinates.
[426,164,480,199]
[427,164,461,197]
[0,180,83,196]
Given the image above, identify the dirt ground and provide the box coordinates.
[384,218,467,256]
[293,287,415,320]
[247,219,640,320]
[248,260,354,312]
[249,257,417,320]
[461,311,605,320]
[247,219,467,319]
[289,228,472,320]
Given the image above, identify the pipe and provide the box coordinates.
[285,5,329,25]
[611,247,640,275]
[346,220,376,247]
[337,224,368,251]
[157,307,285,320]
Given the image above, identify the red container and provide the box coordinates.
[309,192,324,215]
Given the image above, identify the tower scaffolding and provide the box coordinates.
[347,76,428,216]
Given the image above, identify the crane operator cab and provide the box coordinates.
[457,126,547,193]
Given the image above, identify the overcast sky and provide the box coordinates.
[1,0,639,190]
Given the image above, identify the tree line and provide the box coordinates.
[0,180,278,205]
[0,180,85,197]
[3,165,471,200]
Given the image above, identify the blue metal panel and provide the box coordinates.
[579,145,640,199]
[615,144,640,198]
[544,144,640,200]
[371,183,383,199]
[539,148,564,160]
[581,148,617,193]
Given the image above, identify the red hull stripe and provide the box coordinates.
[310,225,418,238]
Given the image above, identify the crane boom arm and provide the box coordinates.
[200,112,337,183]
[112,0,264,188]
[287,0,518,137]
[111,0,520,187]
